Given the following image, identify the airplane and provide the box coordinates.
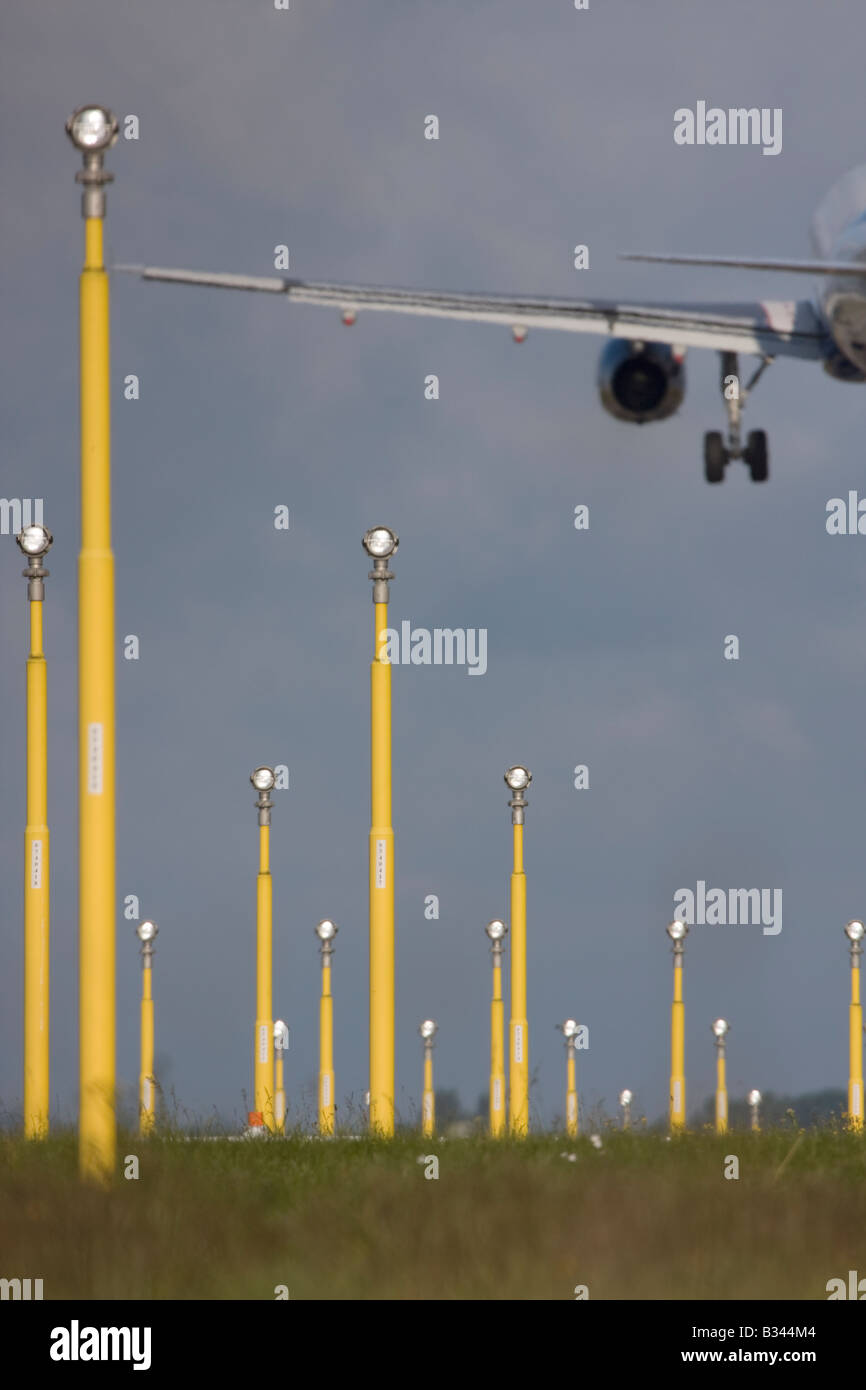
[117,164,866,485]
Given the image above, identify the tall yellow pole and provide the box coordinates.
[274,1021,288,1134]
[505,767,532,1137]
[136,921,158,1135]
[255,822,274,1130]
[19,526,53,1138]
[846,922,864,1129]
[713,1019,729,1134]
[250,768,276,1131]
[364,528,398,1136]
[566,1044,578,1138]
[485,920,507,1137]
[274,1050,285,1131]
[558,1020,579,1136]
[316,921,338,1135]
[68,106,120,1184]
[667,920,688,1131]
[420,1021,437,1137]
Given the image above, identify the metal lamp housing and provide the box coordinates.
[17,525,53,558]
[66,105,119,152]
[362,526,399,559]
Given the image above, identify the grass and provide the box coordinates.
[1,1126,865,1299]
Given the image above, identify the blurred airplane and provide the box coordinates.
[118,165,866,485]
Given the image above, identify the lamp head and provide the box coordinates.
[619,1089,633,1106]
[274,1020,289,1052]
[559,1019,579,1039]
[315,919,338,943]
[419,1019,437,1041]
[845,919,865,943]
[66,105,118,153]
[362,526,398,559]
[16,525,53,558]
[250,766,275,792]
[711,1018,729,1039]
[136,920,158,944]
[504,765,532,792]
[666,919,688,944]
[485,918,507,943]
[748,1089,761,1107]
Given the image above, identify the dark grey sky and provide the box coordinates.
[3,0,866,1129]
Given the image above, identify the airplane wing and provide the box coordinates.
[114,264,828,362]
[620,252,866,277]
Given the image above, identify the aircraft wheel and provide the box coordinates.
[745,430,769,482]
[704,431,727,484]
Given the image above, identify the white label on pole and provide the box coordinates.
[492,1078,502,1112]
[718,1094,727,1122]
[375,838,387,889]
[567,1094,577,1123]
[673,1080,682,1113]
[321,1074,331,1107]
[142,1078,151,1110]
[275,1093,285,1125]
[513,1024,524,1065]
[259,1024,269,1064]
[423,1094,433,1122]
[87,723,103,794]
[853,1082,862,1118]
[30,839,42,889]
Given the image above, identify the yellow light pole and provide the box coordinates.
[619,1089,633,1129]
[845,919,864,1130]
[557,1019,580,1137]
[251,766,276,1132]
[135,920,158,1135]
[504,765,532,1136]
[363,526,399,1136]
[419,1020,437,1137]
[17,525,53,1139]
[748,1088,762,1132]
[712,1018,729,1134]
[67,104,120,1184]
[666,919,689,1131]
[315,919,338,1136]
[484,919,508,1137]
[274,1020,289,1135]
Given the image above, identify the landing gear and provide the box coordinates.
[702,351,773,483]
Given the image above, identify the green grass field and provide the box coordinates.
[2,1127,864,1299]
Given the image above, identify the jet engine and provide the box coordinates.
[597,339,686,423]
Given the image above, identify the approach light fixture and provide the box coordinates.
[16,525,53,558]
[362,526,399,559]
[66,105,119,152]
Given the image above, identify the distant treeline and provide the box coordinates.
[691,1088,848,1129]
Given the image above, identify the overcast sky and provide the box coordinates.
[3,0,866,1131]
